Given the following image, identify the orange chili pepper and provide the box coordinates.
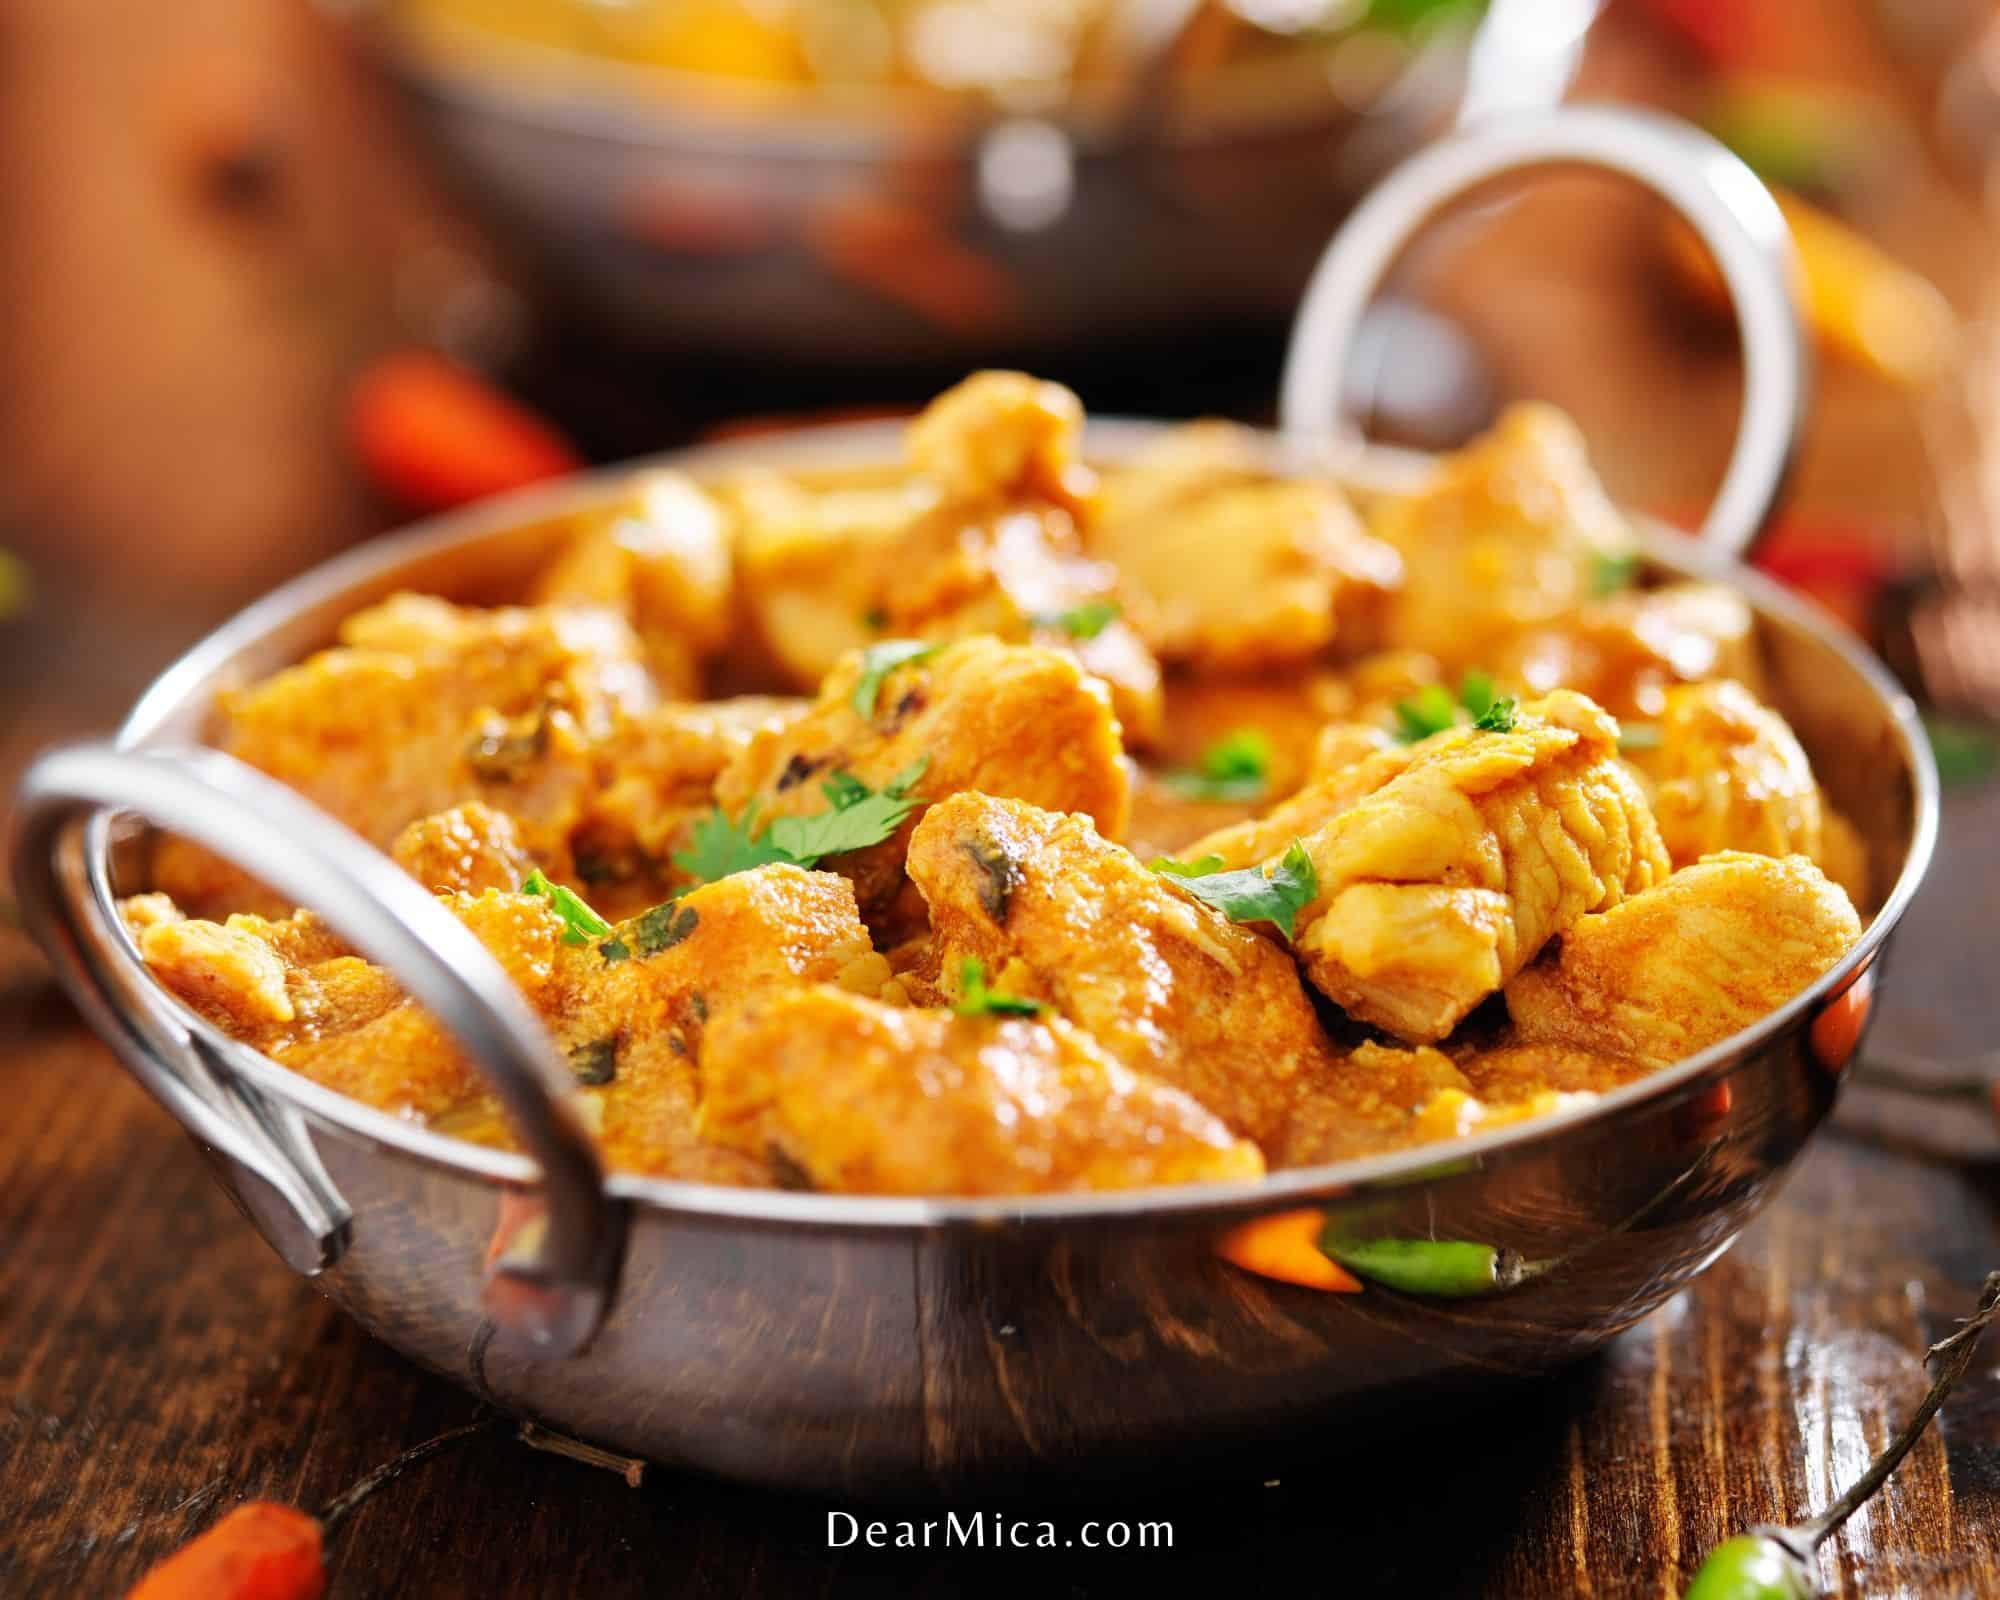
[128,1502,326,1600]
[804,193,1018,338]
[347,350,581,514]
[1217,1208,1363,1293]
[126,1419,497,1597]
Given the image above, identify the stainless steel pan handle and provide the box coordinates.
[11,741,621,1358]
[1280,104,1809,562]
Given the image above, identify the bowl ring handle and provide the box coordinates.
[1279,103,1809,563]
[12,741,622,1359]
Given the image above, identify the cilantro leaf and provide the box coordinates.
[1033,599,1121,641]
[1162,727,1274,803]
[953,956,1045,1018]
[521,869,613,947]
[1590,549,1639,598]
[767,771,926,862]
[1458,670,1498,719]
[671,803,795,886]
[851,639,942,718]
[670,758,932,889]
[1148,852,1226,877]
[1395,673,1519,742]
[1471,696,1518,733]
[1153,839,1319,943]
[1393,684,1460,744]
[1617,721,1664,753]
[820,771,871,809]
[568,1037,619,1085]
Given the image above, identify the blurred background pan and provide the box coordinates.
[332,0,1601,365]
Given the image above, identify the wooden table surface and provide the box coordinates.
[6,774,2000,1600]
[8,9,2000,1591]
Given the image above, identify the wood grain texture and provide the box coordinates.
[6,938,2000,1599]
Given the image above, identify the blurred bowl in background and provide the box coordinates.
[334,0,1536,365]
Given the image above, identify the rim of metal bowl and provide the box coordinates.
[108,419,1940,1232]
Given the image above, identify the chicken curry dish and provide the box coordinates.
[123,373,1870,1197]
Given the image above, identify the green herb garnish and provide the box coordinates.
[1153,838,1319,944]
[1589,549,1640,598]
[568,1037,619,1086]
[1457,669,1499,719]
[1162,728,1274,804]
[1618,721,1664,754]
[1033,599,1121,641]
[1394,674,1519,742]
[1471,696,1517,733]
[1393,683,1461,743]
[851,639,942,718]
[521,869,614,947]
[1148,852,1226,877]
[952,956,1045,1018]
[621,902,700,959]
[671,758,930,887]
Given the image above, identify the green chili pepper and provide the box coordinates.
[1680,1271,2000,1599]
[1318,1233,1519,1298]
[1681,1533,1814,1600]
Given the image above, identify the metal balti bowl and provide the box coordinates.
[338,1,1511,365]
[13,110,1937,1496]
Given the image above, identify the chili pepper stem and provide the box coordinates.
[1791,1270,2000,1552]
[516,1421,647,1488]
[317,1416,501,1540]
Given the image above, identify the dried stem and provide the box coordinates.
[1796,1271,2000,1549]
[517,1421,646,1488]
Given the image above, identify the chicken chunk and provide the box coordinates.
[1090,425,1400,671]
[903,370,1096,509]
[715,637,1130,931]
[1371,404,1637,667]
[391,803,537,896]
[1125,672,1359,858]
[531,470,735,696]
[1286,690,1671,1042]
[1275,1041,1478,1165]
[1493,582,1766,719]
[1455,1040,1653,1101]
[572,696,807,912]
[127,864,880,1184]
[1180,739,1422,872]
[1624,680,1823,867]
[1505,852,1863,1068]
[905,792,1339,1150]
[204,592,653,855]
[700,987,1264,1195]
[727,375,1163,741]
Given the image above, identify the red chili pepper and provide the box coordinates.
[1637,0,1749,64]
[346,350,581,514]
[124,1418,496,1598]
[127,1502,326,1600]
